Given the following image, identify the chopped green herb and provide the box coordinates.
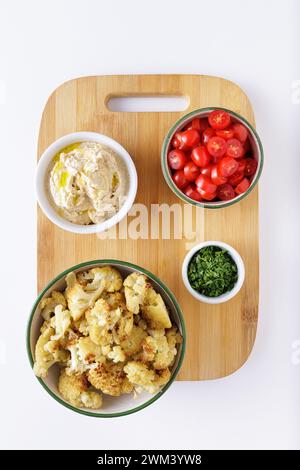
[188,246,238,297]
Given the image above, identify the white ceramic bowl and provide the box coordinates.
[27,259,186,418]
[182,241,245,304]
[36,132,138,234]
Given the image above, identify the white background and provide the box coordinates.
[0,0,299,450]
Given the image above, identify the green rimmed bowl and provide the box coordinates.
[161,107,264,209]
[27,259,186,418]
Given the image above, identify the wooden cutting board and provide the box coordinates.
[37,74,259,380]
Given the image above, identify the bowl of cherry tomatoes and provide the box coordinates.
[161,108,263,208]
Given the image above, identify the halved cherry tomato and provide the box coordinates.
[226,138,244,158]
[172,170,189,189]
[207,136,227,158]
[187,118,201,131]
[202,127,215,144]
[183,161,201,182]
[235,177,250,195]
[216,128,234,140]
[208,110,231,130]
[237,159,246,173]
[180,129,200,148]
[198,189,217,201]
[217,183,235,201]
[195,174,217,194]
[218,157,239,177]
[175,132,190,151]
[244,158,258,176]
[201,164,213,177]
[184,184,202,201]
[168,149,187,170]
[171,134,181,149]
[211,164,227,186]
[191,145,211,167]
[233,123,248,142]
[227,159,246,186]
[228,169,244,186]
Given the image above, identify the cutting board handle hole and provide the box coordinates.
[106,95,189,112]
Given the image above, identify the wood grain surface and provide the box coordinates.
[37,74,259,380]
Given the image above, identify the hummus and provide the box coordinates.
[48,141,128,225]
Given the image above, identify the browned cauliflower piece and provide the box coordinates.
[88,362,133,396]
[124,361,171,394]
[141,328,180,370]
[120,325,147,357]
[58,369,102,409]
[86,299,121,346]
[40,291,67,320]
[77,267,123,292]
[66,337,105,375]
[33,322,69,378]
[113,310,134,343]
[123,272,150,314]
[141,288,172,329]
[65,272,105,321]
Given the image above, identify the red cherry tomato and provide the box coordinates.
[244,158,258,176]
[172,170,189,189]
[195,174,217,194]
[207,136,227,158]
[200,164,213,177]
[191,145,211,167]
[174,132,190,151]
[202,127,215,144]
[198,189,217,201]
[226,138,245,158]
[183,161,201,182]
[218,157,239,177]
[237,159,246,173]
[217,183,235,201]
[171,134,181,149]
[211,164,228,186]
[184,184,202,201]
[235,177,250,195]
[216,128,234,140]
[208,110,231,130]
[228,169,244,186]
[233,123,248,142]
[167,149,187,170]
[190,118,201,131]
[180,129,200,148]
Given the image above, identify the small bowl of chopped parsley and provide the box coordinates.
[182,241,245,304]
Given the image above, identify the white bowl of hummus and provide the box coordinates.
[36,132,137,234]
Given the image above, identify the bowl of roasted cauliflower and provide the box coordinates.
[27,260,186,417]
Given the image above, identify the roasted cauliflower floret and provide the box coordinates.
[141,328,180,370]
[77,267,122,292]
[123,272,149,314]
[88,362,133,396]
[58,369,102,409]
[86,299,121,346]
[107,346,126,363]
[124,361,171,394]
[40,291,67,321]
[33,322,68,377]
[113,310,134,343]
[66,337,104,375]
[65,272,105,321]
[120,325,147,357]
[50,305,71,340]
[141,288,172,329]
